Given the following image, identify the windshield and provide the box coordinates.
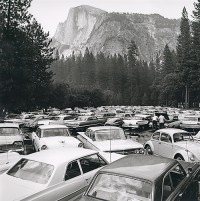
[0,127,20,136]
[95,129,126,141]
[7,158,54,184]
[42,128,70,137]
[87,173,152,201]
[173,132,193,142]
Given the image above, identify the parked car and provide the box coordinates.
[4,113,35,127]
[0,123,24,154]
[0,147,123,201]
[122,114,151,130]
[144,128,200,162]
[0,123,25,174]
[78,155,200,201]
[180,115,200,131]
[22,114,48,132]
[65,115,106,134]
[31,124,83,151]
[77,126,144,155]
[104,117,123,127]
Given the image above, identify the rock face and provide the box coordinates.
[52,5,180,61]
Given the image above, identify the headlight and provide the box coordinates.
[78,143,83,147]
[189,153,196,162]
[139,148,144,154]
[41,145,47,150]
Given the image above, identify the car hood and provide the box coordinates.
[41,136,80,148]
[0,152,21,174]
[0,173,45,201]
[93,139,143,151]
[175,141,200,159]
[0,135,22,145]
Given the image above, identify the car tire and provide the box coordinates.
[175,154,184,161]
[145,145,153,155]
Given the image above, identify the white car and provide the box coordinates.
[31,124,83,151]
[0,147,123,201]
[180,115,200,130]
[122,114,151,129]
[0,123,24,174]
[144,128,200,162]
[77,126,144,155]
[0,123,24,153]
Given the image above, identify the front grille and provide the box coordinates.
[108,148,144,155]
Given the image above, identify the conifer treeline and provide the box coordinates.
[50,3,200,108]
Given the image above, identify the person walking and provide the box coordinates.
[158,114,165,129]
[152,114,158,130]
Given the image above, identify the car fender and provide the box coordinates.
[144,140,155,152]
[173,149,189,161]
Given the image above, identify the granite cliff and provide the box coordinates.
[52,5,180,61]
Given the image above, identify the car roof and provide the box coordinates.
[0,123,19,128]
[87,126,122,131]
[38,124,68,129]
[99,155,177,182]
[156,128,188,135]
[24,147,98,167]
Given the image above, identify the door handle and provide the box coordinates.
[85,178,91,182]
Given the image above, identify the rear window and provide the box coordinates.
[7,158,54,184]
[0,127,20,136]
[87,173,152,201]
[42,128,70,137]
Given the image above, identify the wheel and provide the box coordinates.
[145,145,153,155]
[175,155,184,161]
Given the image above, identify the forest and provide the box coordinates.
[0,0,200,112]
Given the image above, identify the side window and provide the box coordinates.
[163,174,173,200]
[174,170,200,201]
[152,132,160,140]
[79,154,107,174]
[161,133,172,143]
[65,160,81,180]
[162,165,186,200]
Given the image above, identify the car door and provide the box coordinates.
[79,153,107,186]
[159,132,173,158]
[151,132,160,154]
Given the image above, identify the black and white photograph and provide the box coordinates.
[1,0,200,200]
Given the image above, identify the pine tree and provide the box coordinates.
[191,0,200,106]
[127,40,139,105]
[162,44,175,76]
[0,0,54,111]
[176,7,192,108]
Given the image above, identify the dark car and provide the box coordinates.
[78,155,200,201]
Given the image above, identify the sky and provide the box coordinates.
[29,0,196,37]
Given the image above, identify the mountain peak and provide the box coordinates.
[52,6,180,61]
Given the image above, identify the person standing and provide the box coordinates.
[158,114,165,129]
[152,114,158,130]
